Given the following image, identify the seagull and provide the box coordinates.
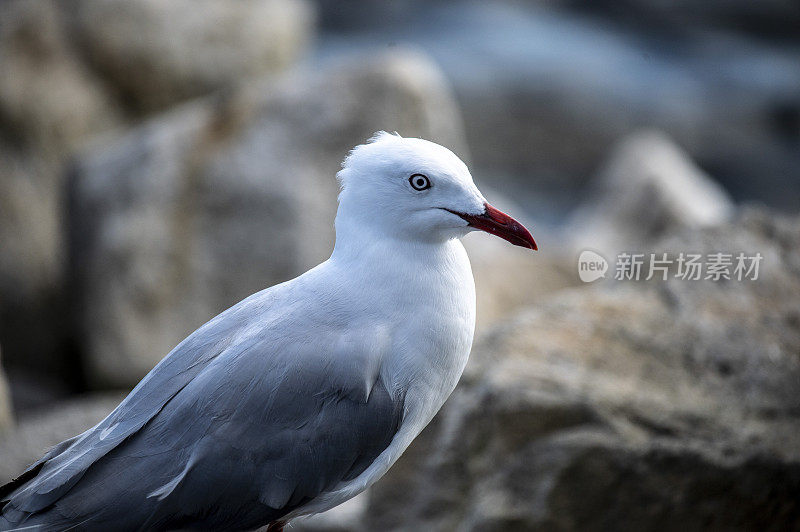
[0,132,536,531]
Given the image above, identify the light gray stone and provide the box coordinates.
[0,346,12,436]
[568,131,734,257]
[67,0,315,114]
[0,0,123,373]
[0,0,313,376]
[0,0,122,154]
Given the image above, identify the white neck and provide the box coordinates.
[328,210,476,398]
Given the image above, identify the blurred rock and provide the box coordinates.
[0,392,125,483]
[0,147,68,376]
[0,0,313,380]
[0,0,122,154]
[0,0,121,376]
[0,347,13,435]
[567,131,734,256]
[316,0,800,40]
[561,0,800,41]
[364,208,800,530]
[289,495,368,532]
[69,49,468,387]
[3,367,75,417]
[466,237,575,331]
[66,0,315,114]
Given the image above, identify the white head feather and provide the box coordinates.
[334,132,486,246]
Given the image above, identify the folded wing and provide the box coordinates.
[1,289,403,531]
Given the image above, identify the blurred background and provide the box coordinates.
[1,0,799,529]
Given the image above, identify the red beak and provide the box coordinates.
[448,203,537,250]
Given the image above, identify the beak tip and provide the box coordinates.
[521,234,538,251]
[458,202,538,252]
[527,234,538,251]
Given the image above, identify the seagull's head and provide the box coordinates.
[335,132,537,250]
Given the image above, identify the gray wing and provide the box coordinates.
[0,289,247,524]
[2,294,404,531]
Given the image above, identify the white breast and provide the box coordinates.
[291,238,476,518]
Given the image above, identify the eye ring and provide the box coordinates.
[409,173,431,191]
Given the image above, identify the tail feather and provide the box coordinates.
[0,462,45,512]
[0,434,81,511]
[0,433,97,528]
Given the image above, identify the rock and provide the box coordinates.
[0,347,13,436]
[0,0,313,379]
[66,0,314,115]
[316,0,800,40]
[0,0,122,154]
[0,393,125,483]
[0,0,123,376]
[561,0,800,41]
[364,208,800,530]
[0,146,87,382]
[68,49,468,388]
[465,235,575,331]
[289,495,368,532]
[567,131,734,257]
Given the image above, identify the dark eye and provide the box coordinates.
[409,173,431,191]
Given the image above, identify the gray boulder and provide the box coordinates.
[0,0,122,154]
[66,0,314,114]
[0,0,313,377]
[289,495,368,532]
[0,347,12,436]
[568,131,734,258]
[0,0,123,373]
[363,208,800,530]
[69,49,468,387]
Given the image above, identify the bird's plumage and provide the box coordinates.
[1,132,533,531]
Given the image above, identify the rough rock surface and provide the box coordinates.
[0,0,313,377]
[0,0,123,374]
[66,0,314,114]
[568,131,734,257]
[363,209,800,531]
[0,347,13,436]
[0,393,125,483]
[68,50,468,387]
[0,0,122,154]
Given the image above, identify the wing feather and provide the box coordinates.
[1,289,404,531]
[0,291,259,521]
